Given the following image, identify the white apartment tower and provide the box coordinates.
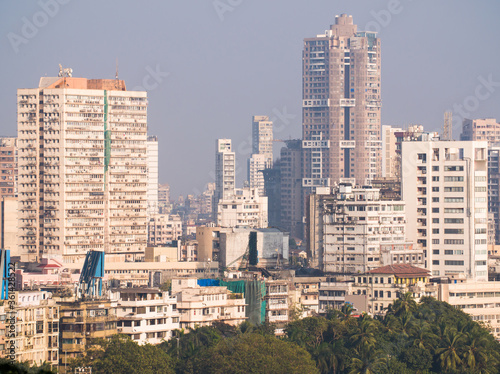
[147,136,159,217]
[17,75,148,263]
[402,141,488,281]
[248,116,273,196]
[213,139,235,219]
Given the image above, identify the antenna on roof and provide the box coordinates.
[115,59,119,80]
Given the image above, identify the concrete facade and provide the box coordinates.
[217,187,268,229]
[402,141,489,281]
[115,288,180,345]
[302,14,381,189]
[0,137,18,199]
[17,77,148,264]
[307,185,422,273]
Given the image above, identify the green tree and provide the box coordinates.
[191,333,319,374]
[285,316,329,349]
[71,334,174,374]
[436,328,464,373]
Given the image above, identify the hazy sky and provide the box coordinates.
[1,1,499,198]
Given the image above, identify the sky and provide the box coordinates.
[1,0,500,198]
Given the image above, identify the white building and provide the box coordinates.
[307,185,422,273]
[115,288,180,345]
[214,139,235,220]
[217,187,268,229]
[172,278,247,329]
[147,136,159,217]
[402,141,488,281]
[17,75,148,264]
[248,116,273,196]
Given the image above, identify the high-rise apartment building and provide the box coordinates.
[402,141,488,281]
[0,136,18,199]
[307,184,422,273]
[302,14,381,189]
[147,135,159,217]
[252,115,273,155]
[17,75,148,263]
[213,139,235,219]
[248,116,273,196]
[280,140,303,239]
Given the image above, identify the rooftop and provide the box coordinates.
[366,264,430,277]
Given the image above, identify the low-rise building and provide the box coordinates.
[115,288,180,345]
[172,278,246,329]
[0,291,59,368]
[58,298,118,367]
[291,277,325,316]
[265,280,289,335]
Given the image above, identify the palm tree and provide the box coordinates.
[411,319,438,351]
[348,346,387,374]
[314,341,345,374]
[389,292,417,317]
[349,318,378,352]
[436,327,464,373]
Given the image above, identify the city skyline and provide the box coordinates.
[1,1,500,198]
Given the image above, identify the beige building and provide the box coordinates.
[58,297,118,369]
[461,118,500,144]
[148,214,182,245]
[147,136,159,217]
[172,278,247,329]
[217,187,268,228]
[440,278,500,339]
[196,226,221,262]
[0,291,59,368]
[0,137,18,199]
[158,183,172,214]
[302,14,381,189]
[114,288,180,345]
[381,126,402,179]
[17,75,148,264]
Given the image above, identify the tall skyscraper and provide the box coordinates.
[17,74,148,263]
[302,14,381,188]
[402,140,488,281]
[280,140,303,239]
[248,116,273,195]
[213,139,235,219]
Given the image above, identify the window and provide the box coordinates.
[444,197,464,203]
[444,239,464,245]
[444,176,464,182]
[444,187,464,192]
[432,260,439,265]
[445,260,465,266]
[445,229,464,234]
[444,218,464,224]
[444,166,464,171]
